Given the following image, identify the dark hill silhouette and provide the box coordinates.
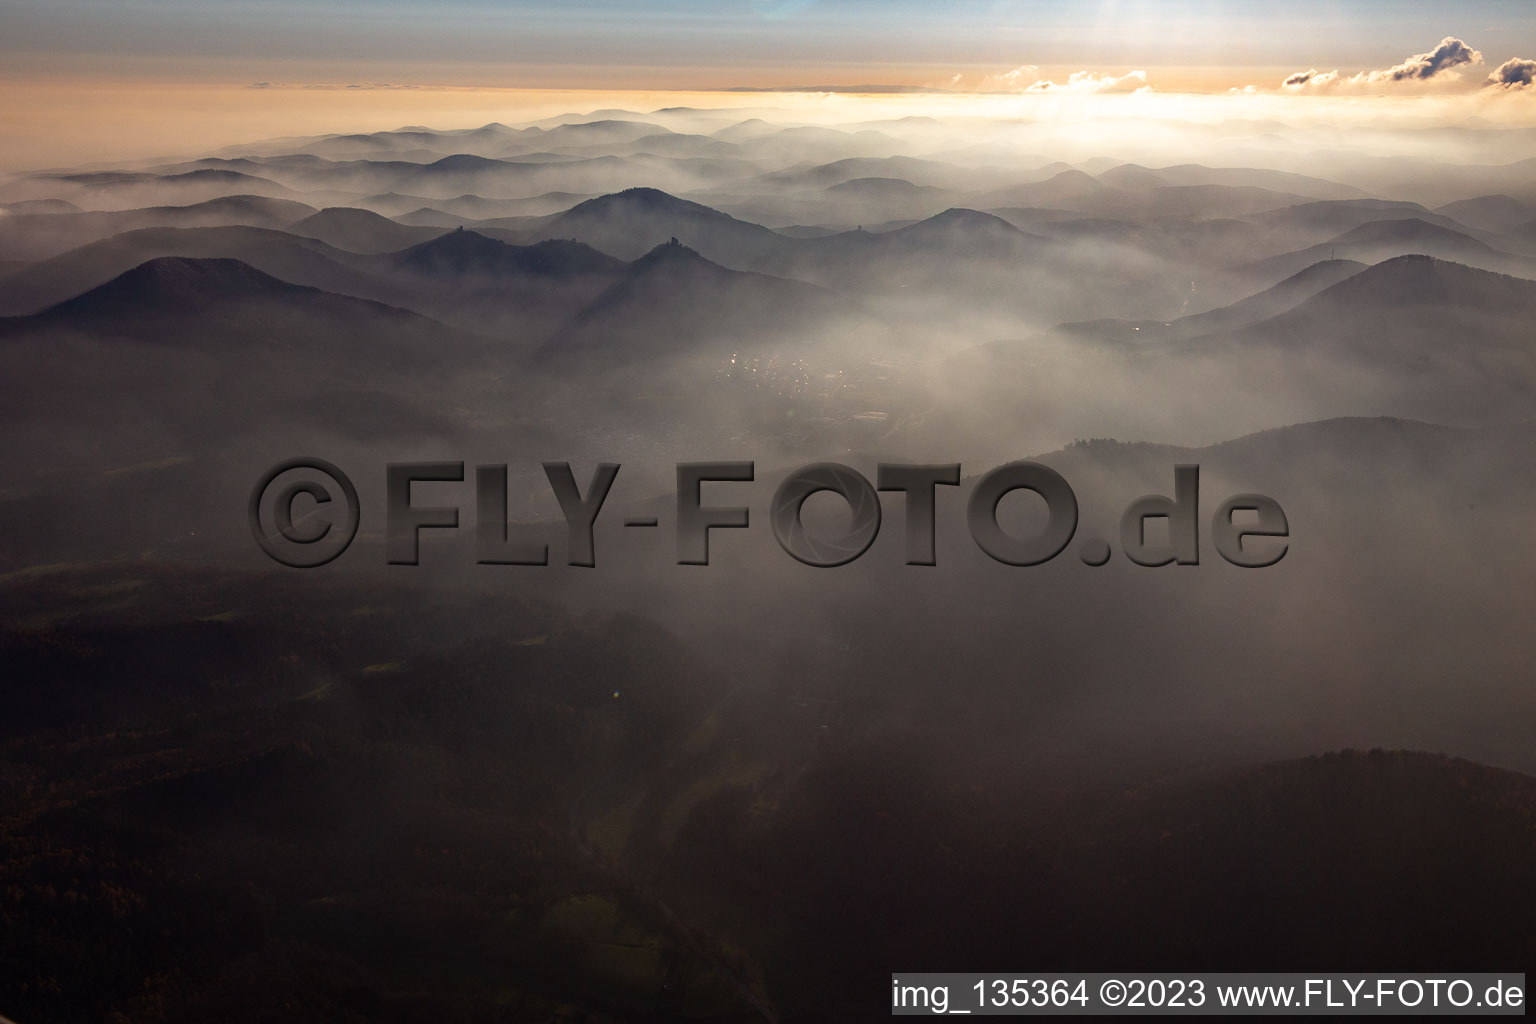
[386,153,648,201]
[415,153,507,174]
[30,168,307,208]
[208,155,425,196]
[1182,257,1536,372]
[1100,162,1362,199]
[0,194,317,262]
[756,155,967,190]
[619,132,739,159]
[0,257,482,463]
[1057,258,1368,345]
[711,118,778,142]
[1239,217,1533,287]
[1164,257,1366,337]
[822,176,938,199]
[1194,415,1475,470]
[152,194,313,223]
[946,256,1536,439]
[456,121,514,140]
[36,256,298,318]
[11,257,466,355]
[970,168,1115,208]
[387,229,622,279]
[1172,256,1536,423]
[1254,197,1433,228]
[44,170,156,186]
[754,206,1066,299]
[288,207,442,254]
[163,168,279,188]
[294,129,467,161]
[1245,198,1470,255]
[2,197,81,214]
[1434,194,1533,234]
[1095,163,1167,190]
[0,226,397,316]
[418,190,592,221]
[368,231,626,340]
[1507,217,1536,247]
[879,206,1051,256]
[534,187,785,265]
[1141,183,1315,217]
[991,182,1319,220]
[526,119,672,146]
[657,740,1536,1021]
[1289,253,1536,318]
[704,175,952,233]
[1040,750,1536,967]
[393,206,467,228]
[1334,217,1503,250]
[540,240,870,367]
[0,253,488,483]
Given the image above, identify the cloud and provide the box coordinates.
[957,65,1039,91]
[1024,69,1149,94]
[1281,69,1337,90]
[1484,57,1536,89]
[998,65,1039,87]
[960,66,1149,94]
[1360,37,1482,83]
[1281,37,1483,92]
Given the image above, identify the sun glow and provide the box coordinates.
[2,73,1531,176]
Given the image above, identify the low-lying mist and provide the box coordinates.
[2,93,1534,1022]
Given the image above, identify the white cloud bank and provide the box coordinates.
[1281,37,1487,92]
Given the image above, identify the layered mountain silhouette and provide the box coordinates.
[29,255,304,321]
[752,205,1186,320]
[1182,256,1536,424]
[3,256,475,359]
[1062,258,1368,345]
[969,168,1114,209]
[824,176,939,202]
[531,187,785,264]
[369,230,626,340]
[758,206,1048,284]
[1098,162,1363,200]
[0,226,392,315]
[289,207,443,254]
[0,257,481,469]
[5,107,1536,1023]
[1234,254,1536,343]
[0,195,317,262]
[756,155,968,191]
[1246,198,1475,253]
[388,229,621,280]
[1433,194,1534,234]
[1240,217,1533,287]
[540,240,874,367]
[9,168,306,209]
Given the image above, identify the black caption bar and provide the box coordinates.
[891,974,1526,1016]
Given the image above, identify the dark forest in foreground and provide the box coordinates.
[2,568,1532,1023]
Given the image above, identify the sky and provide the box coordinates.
[1,1,1533,171]
[3,0,1535,89]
